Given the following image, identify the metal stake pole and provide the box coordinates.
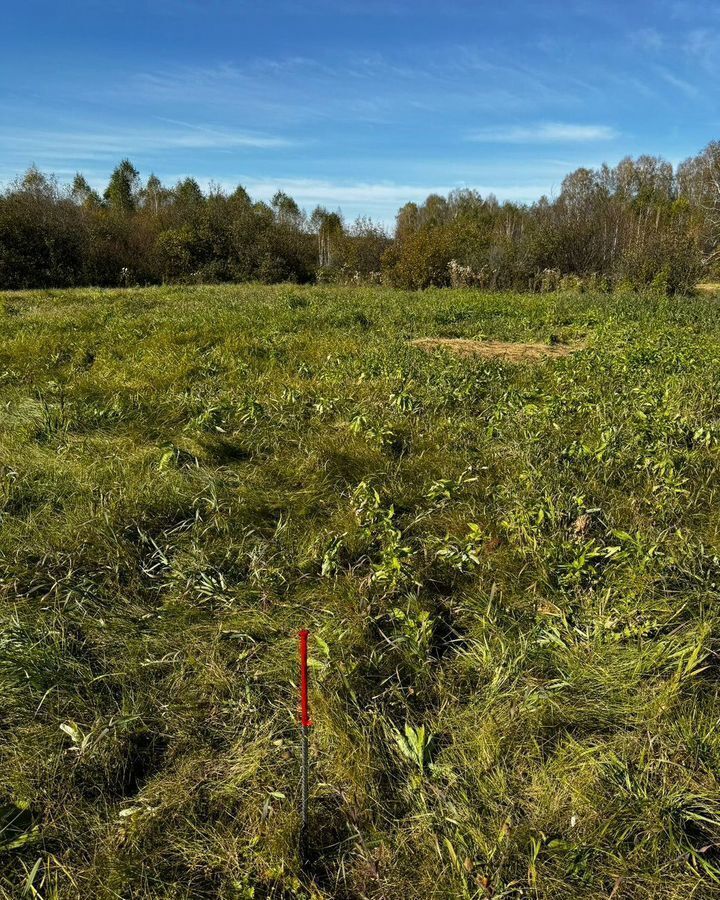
[301,722,309,858]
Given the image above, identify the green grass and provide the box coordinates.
[2,283,720,898]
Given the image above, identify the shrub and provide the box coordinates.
[383,228,453,289]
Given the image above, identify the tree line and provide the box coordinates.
[2,143,720,293]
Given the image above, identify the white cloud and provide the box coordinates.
[0,120,293,162]
[656,68,699,97]
[684,27,720,72]
[467,122,618,144]
[117,50,596,130]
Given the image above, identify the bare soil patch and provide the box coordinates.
[410,337,580,362]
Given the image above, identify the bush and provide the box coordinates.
[382,228,453,289]
[619,230,703,295]
[155,227,197,280]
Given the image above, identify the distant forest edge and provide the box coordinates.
[3,142,720,294]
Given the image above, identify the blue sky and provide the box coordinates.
[1,0,719,224]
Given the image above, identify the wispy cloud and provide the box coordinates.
[152,118,293,148]
[0,119,293,163]
[467,122,618,144]
[683,27,720,72]
[655,67,699,98]
[119,50,596,131]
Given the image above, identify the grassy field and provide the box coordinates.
[2,283,720,899]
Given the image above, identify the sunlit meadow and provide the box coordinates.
[2,283,720,898]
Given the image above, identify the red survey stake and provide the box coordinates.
[298,629,313,727]
[298,629,312,860]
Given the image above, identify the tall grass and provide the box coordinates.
[2,284,720,898]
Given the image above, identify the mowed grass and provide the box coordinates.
[2,284,720,899]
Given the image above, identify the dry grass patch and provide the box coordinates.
[410,337,580,362]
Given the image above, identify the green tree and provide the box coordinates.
[272,190,302,226]
[310,206,344,268]
[104,159,140,213]
[173,178,204,212]
[71,173,101,207]
[142,174,170,214]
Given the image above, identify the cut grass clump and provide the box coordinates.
[2,283,720,898]
[410,336,582,361]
